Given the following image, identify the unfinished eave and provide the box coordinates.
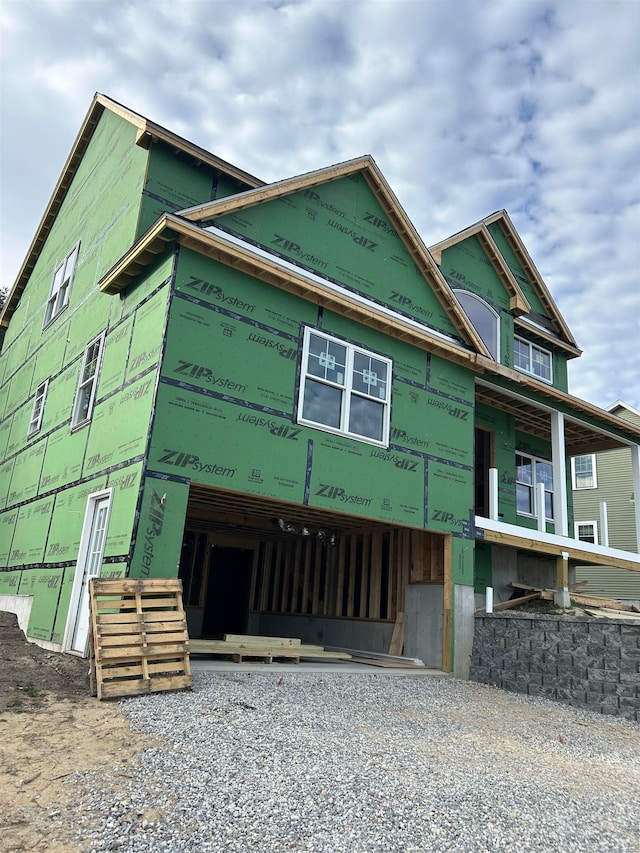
[475,372,640,455]
[180,156,492,358]
[0,93,263,343]
[99,214,480,368]
[483,210,578,348]
[430,222,532,317]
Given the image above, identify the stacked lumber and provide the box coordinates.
[89,578,192,700]
[189,634,352,664]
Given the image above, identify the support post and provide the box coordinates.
[551,411,568,536]
[536,482,546,531]
[599,501,609,547]
[554,551,571,608]
[489,468,499,520]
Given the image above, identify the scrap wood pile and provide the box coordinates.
[478,581,640,619]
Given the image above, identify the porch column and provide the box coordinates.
[632,444,640,553]
[551,411,568,536]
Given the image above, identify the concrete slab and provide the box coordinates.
[189,658,450,677]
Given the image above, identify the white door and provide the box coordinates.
[64,490,112,656]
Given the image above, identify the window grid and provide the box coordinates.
[514,335,552,383]
[516,452,555,521]
[298,328,392,447]
[28,379,49,437]
[44,242,79,327]
[575,521,598,544]
[72,332,105,428]
[571,454,597,490]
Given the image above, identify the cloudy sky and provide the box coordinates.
[1,0,638,410]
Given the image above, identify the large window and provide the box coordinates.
[44,242,79,327]
[575,521,598,544]
[453,290,500,361]
[514,335,552,382]
[28,379,49,437]
[71,332,105,428]
[516,452,554,520]
[571,454,597,490]
[297,328,392,446]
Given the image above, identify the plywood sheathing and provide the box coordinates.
[99,213,481,368]
[178,155,492,358]
[0,93,263,341]
[482,210,578,350]
[430,222,532,318]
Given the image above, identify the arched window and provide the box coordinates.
[453,290,500,361]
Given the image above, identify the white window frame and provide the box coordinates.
[571,454,597,490]
[297,327,392,447]
[452,289,500,361]
[516,451,555,521]
[575,520,598,544]
[28,378,49,437]
[514,335,552,383]
[44,241,80,327]
[71,332,105,429]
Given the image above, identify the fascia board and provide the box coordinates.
[179,155,491,358]
[483,210,578,347]
[179,156,375,221]
[515,315,582,358]
[1,95,106,336]
[430,222,531,316]
[98,214,483,367]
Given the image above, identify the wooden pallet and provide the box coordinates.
[189,634,352,664]
[89,578,192,700]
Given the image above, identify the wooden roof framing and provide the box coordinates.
[0,93,262,341]
[179,155,492,358]
[97,212,640,454]
[430,222,531,317]
[482,210,579,350]
[99,213,479,368]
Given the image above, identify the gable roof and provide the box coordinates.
[430,222,531,316]
[0,93,263,341]
[98,211,482,367]
[482,210,580,354]
[178,155,490,356]
[431,211,581,358]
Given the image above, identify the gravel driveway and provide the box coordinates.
[71,670,640,852]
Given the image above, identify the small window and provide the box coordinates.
[516,452,554,521]
[453,290,500,361]
[575,521,598,544]
[44,242,80,327]
[514,335,552,382]
[28,379,49,436]
[72,332,105,428]
[571,454,597,490]
[297,327,392,446]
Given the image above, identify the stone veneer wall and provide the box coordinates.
[470,612,639,722]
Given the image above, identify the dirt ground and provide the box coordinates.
[0,611,155,853]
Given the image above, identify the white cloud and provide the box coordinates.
[1,0,638,409]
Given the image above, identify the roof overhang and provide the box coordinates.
[178,155,492,358]
[475,377,640,455]
[98,213,481,368]
[0,93,263,342]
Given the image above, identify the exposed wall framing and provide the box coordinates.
[250,528,444,622]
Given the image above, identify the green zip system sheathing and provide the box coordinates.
[207,174,464,342]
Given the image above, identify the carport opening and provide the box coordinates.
[177,488,448,667]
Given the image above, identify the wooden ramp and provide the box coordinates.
[89,578,192,700]
[189,634,352,664]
